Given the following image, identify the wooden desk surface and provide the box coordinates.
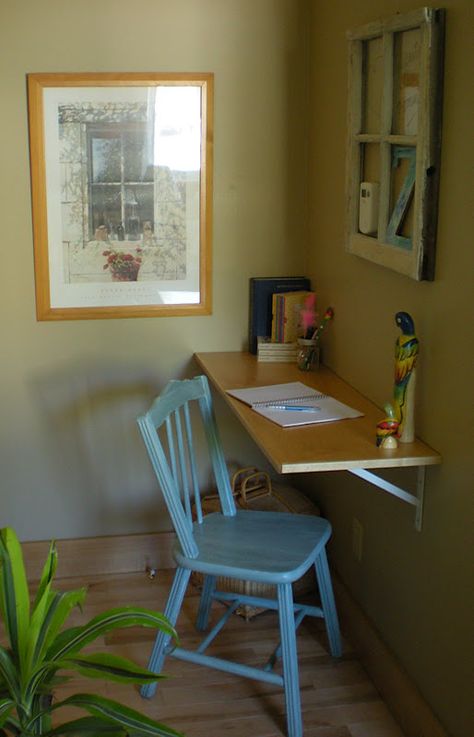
[194,352,441,474]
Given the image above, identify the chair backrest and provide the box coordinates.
[137,375,236,558]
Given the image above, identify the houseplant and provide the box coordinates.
[0,527,182,736]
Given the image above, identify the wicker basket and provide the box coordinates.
[191,467,320,619]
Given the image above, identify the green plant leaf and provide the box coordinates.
[25,692,53,735]
[0,528,30,671]
[59,653,167,684]
[0,647,20,701]
[0,699,14,728]
[29,589,86,672]
[25,541,59,675]
[32,541,57,613]
[50,694,183,737]
[43,674,71,688]
[0,710,20,735]
[0,724,19,737]
[24,663,56,708]
[48,608,177,661]
[24,649,166,707]
[25,608,174,704]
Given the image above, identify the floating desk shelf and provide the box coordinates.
[194,352,441,531]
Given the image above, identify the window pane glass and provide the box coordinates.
[123,130,153,182]
[392,28,421,135]
[362,36,383,133]
[91,135,121,182]
[359,143,380,236]
[133,184,155,237]
[89,184,121,236]
[361,142,380,182]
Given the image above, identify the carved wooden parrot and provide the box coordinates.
[393,311,419,436]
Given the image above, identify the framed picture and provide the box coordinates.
[345,9,444,280]
[27,72,213,320]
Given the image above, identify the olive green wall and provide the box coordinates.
[0,0,307,539]
[304,2,474,736]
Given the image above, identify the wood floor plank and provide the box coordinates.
[3,570,406,737]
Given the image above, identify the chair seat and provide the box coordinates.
[173,510,332,584]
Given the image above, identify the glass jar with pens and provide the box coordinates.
[297,306,334,372]
[297,338,320,371]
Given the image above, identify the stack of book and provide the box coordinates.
[257,337,298,363]
[271,290,315,343]
[248,276,311,354]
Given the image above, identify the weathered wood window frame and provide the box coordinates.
[345,8,445,281]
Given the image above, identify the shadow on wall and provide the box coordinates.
[29,360,169,536]
[28,357,230,537]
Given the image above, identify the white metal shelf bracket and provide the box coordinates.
[350,466,426,531]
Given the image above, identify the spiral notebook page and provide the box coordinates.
[226,381,363,427]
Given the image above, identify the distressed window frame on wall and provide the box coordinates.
[345,8,445,281]
[27,72,213,320]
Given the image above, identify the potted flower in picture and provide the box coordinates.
[103,248,143,282]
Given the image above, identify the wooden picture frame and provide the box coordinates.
[345,8,445,280]
[27,72,213,320]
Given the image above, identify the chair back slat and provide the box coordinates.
[197,388,236,518]
[165,416,178,487]
[183,401,203,524]
[138,376,236,558]
[174,406,193,523]
[138,413,197,558]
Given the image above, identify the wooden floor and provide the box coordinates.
[47,570,406,737]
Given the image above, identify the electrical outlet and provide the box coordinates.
[352,517,364,562]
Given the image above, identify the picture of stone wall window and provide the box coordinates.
[28,72,213,320]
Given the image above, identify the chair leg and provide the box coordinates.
[277,583,302,737]
[314,548,342,657]
[141,566,191,699]
[196,574,216,631]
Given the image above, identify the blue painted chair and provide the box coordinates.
[138,375,341,737]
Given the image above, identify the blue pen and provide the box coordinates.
[268,405,321,412]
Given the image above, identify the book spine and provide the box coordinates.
[281,293,293,342]
[277,294,284,342]
[248,281,256,353]
[271,294,278,342]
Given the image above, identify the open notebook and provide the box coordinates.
[226,381,363,427]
